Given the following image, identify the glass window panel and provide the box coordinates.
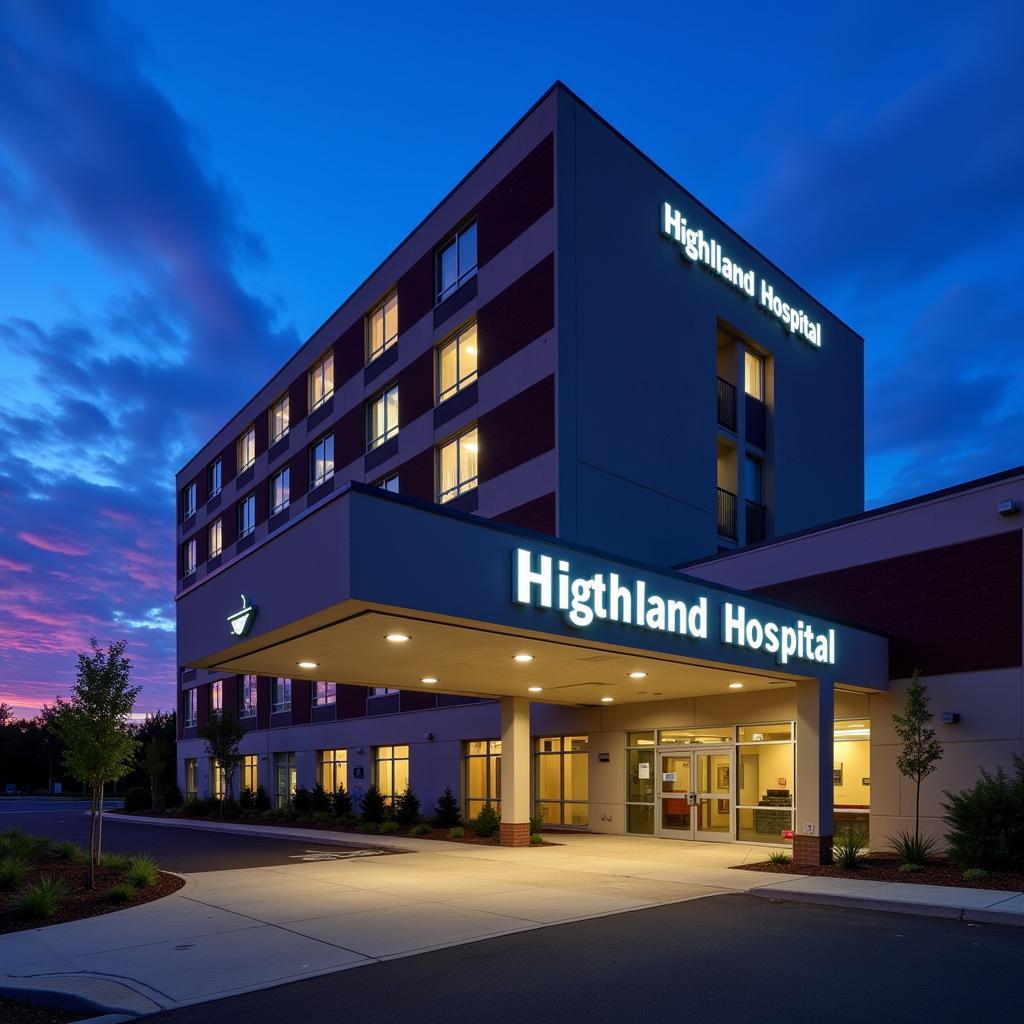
[565,803,588,826]
[745,456,763,503]
[627,749,655,803]
[627,803,655,835]
[744,350,764,400]
[737,744,794,806]
[438,437,458,501]
[439,240,457,299]
[460,322,477,380]
[394,745,409,758]
[737,723,793,743]
[564,753,588,802]
[627,731,656,747]
[459,221,477,276]
[736,807,792,844]
[467,740,487,756]
[537,755,561,801]
[439,338,458,399]
[383,293,398,344]
[467,757,487,797]
[536,801,561,826]
[370,305,383,357]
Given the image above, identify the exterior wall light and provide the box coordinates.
[385,633,410,643]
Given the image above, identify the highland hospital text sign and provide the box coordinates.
[660,202,823,348]
[512,548,835,667]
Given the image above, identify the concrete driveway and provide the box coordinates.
[1,821,790,1014]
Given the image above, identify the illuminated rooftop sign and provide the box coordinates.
[660,202,822,349]
[512,547,835,667]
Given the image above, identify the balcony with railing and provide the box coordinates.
[745,500,767,544]
[717,487,738,541]
[716,377,737,432]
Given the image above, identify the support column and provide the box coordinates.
[499,696,531,846]
[794,677,834,865]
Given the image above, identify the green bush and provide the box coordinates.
[379,821,400,834]
[360,822,381,834]
[433,787,461,828]
[898,862,924,874]
[943,754,1024,871]
[0,829,48,862]
[888,830,938,867]
[311,784,331,813]
[530,833,543,845]
[962,867,991,882]
[221,797,240,818]
[12,876,67,920]
[254,784,272,813]
[125,855,158,889]
[239,787,255,811]
[312,811,334,824]
[529,811,545,835]
[102,852,133,872]
[105,882,137,903]
[768,851,792,865]
[393,785,421,826]
[292,786,313,815]
[473,803,500,839]
[833,830,868,869]
[55,841,86,864]
[182,797,205,817]
[0,854,27,890]
[447,826,465,840]
[331,786,353,818]
[360,784,388,824]
[200,796,220,817]
[123,786,151,812]
[162,783,183,808]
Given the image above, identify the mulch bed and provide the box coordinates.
[0,997,89,1023]
[0,853,184,935]
[115,809,560,846]
[736,853,1024,892]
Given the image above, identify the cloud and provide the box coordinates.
[17,532,90,557]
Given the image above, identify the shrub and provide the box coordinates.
[312,811,334,824]
[360,784,388,824]
[254,784,272,813]
[768,851,792,865]
[182,797,205,817]
[943,754,1024,871]
[200,796,220,817]
[0,829,48,862]
[433,786,461,828]
[12,876,67,920]
[473,803,501,839]
[529,811,545,835]
[292,786,313,815]
[962,867,991,882]
[393,785,421,826]
[125,855,158,889]
[410,822,431,836]
[221,798,240,819]
[447,826,465,840]
[361,822,381,834]
[239,787,255,812]
[380,821,400,835]
[105,882,137,903]
[0,854,27,890]
[888,829,938,867]
[530,833,543,845]
[123,786,151,812]
[311,783,331,813]
[55,841,86,865]
[833,830,868,869]
[331,786,353,818]
[898,863,924,874]
[102,852,133,872]
[162,783,183,809]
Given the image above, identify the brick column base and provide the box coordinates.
[793,834,833,866]
[500,822,531,847]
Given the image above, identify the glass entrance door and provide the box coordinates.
[656,747,734,842]
[657,753,694,838]
[693,748,733,842]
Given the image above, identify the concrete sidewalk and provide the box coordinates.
[3,817,1023,1020]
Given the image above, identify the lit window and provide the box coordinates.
[274,752,296,808]
[270,393,290,445]
[209,459,222,497]
[184,689,198,728]
[535,735,589,827]
[210,758,225,799]
[437,426,478,503]
[375,744,410,806]
[270,467,290,516]
[318,748,347,793]
[744,350,764,401]
[184,757,198,800]
[241,754,258,794]
[182,482,197,521]
[313,681,336,706]
[367,384,399,450]
[309,353,334,411]
[239,675,258,718]
[183,538,197,577]
[211,680,223,716]
[238,426,256,472]
[378,474,399,493]
[437,321,478,404]
[208,519,222,559]
[367,292,398,363]
[272,677,292,713]
[310,433,334,489]
[465,739,501,819]
[436,221,477,302]
[238,493,256,538]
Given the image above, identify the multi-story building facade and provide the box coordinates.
[174,83,1021,864]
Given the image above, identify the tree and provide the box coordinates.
[394,785,421,826]
[197,712,244,817]
[142,736,172,810]
[360,783,388,823]
[54,639,140,887]
[0,702,13,726]
[433,786,461,828]
[892,670,944,844]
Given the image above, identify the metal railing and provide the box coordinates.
[717,487,738,540]
[746,500,767,544]
[716,377,737,431]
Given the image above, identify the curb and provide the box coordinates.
[0,974,163,1020]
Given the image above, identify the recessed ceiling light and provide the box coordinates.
[629,671,647,679]
[297,661,318,670]
[601,696,614,703]
[729,681,744,689]
[420,677,438,684]
[528,686,543,693]
[513,654,534,663]
[385,633,410,643]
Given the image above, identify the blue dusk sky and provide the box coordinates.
[0,1,1021,715]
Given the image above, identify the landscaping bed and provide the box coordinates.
[736,854,1024,892]
[0,829,183,935]
[0,997,89,1023]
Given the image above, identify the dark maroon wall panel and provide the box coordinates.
[333,406,364,469]
[221,501,237,547]
[289,374,308,424]
[254,410,268,456]
[176,687,184,740]
[289,449,309,501]
[477,255,555,373]
[397,349,434,427]
[337,684,369,719]
[397,252,434,336]
[256,677,271,730]
[755,532,1023,677]
[196,684,211,729]
[222,675,239,718]
[479,374,555,482]
[400,690,438,713]
[393,448,434,503]
[478,134,554,266]
[492,492,556,536]
[291,680,311,725]
[335,320,364,387]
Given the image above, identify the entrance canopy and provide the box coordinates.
[177,484,889,703]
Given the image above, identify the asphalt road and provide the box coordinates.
[0,799,390,872]
[146,894,1022,1024]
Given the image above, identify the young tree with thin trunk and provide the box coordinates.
[142,736,172,810]
[54,639,140,887]
[197,712,244,817]
[892,669,944,843]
